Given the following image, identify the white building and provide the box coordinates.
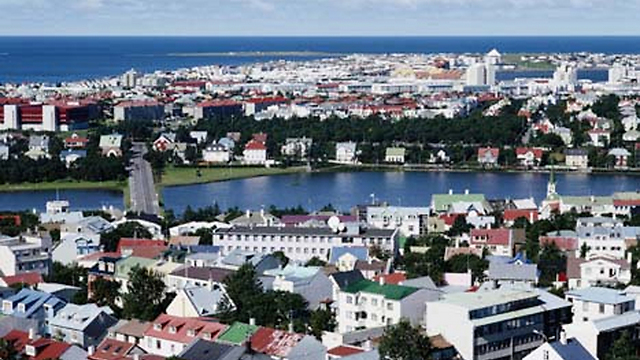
[335,142,358,164]
[52,233,101,266]
[264,265,333,309]
[142,314,228,357]
[565,287,635,324]
[425,289,571,360]
[243,140,267,165]
[575,217,627,259]
[202,143,231,163]
[564,149,589,169]
[336,278,440,333]
[566,254,632,290]
[564,310,640,359]
[165,286,233,318]
[212,225,399,263]
[0,235,52,276]
[366,206,430,237]
[384,147,406,164]
[522,335,595,360]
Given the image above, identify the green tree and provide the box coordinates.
[0,338,24,360]
[309,307,336,339]
[272,251,290,267]
[538,243,566,286]
[100,222,153,252]
[605,330,639,360]
[580,242,590,258]
[445,254,488,282]
[122,266,168,321]
[305,257,328,267]
[219,264,263,323]
[378,320,432,360]
[90,277,121,309]
[447,216,472,237]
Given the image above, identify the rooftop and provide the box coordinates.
[343,280,419,300]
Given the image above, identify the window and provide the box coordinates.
[387,302,393,311]
[582,302,589,312]
[372,299,378,306]
[346,296,353,304]
[156,340,161,349]
[599,304,605,314]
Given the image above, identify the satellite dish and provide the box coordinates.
[328,216,341,231]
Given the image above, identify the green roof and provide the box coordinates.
[217,322,260,345]
[344,280,419,300]
[385,147,406,157]
[432,194,486,212]
[560,196,613,206]
[115,256,156,280]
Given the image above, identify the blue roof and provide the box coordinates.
[567,287,634,305]
[2,289,65,318]
[548,339,596,360]
[59,149,87,158]
[329,246,368,264]
[187,245,221,253]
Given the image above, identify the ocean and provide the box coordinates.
[0,36,636,84]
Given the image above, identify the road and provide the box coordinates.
[129,142,160,215]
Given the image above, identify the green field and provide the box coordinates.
[0,179,126,192]
[159,166,307,187]
[502,53,556,70]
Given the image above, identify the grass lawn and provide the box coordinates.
[0,180,126,193]
[160,166,307,187]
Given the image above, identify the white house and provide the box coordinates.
[522,335,595,360]
[142,314,228,357]
[565,287,635,324]
[564,310,640,359]
[202,143,231,163]
[564,149,589,169]
[0,235,52,276]
[263,265,333,309]
[335,142,358,164]
[384,147,406,164]
[52,233,101,265]
[566,254,632,290]
[243,140,267,165]
[575,217,626,259]
[49,303,118,348]
[366,206,430,237]
[165,286,233,318]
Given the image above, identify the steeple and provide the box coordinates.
[547,168,557,199]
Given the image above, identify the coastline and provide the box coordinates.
[0,180,127,193]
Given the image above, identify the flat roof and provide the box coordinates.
[440,289,538,310]
[566,287,634,305]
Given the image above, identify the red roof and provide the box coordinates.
[2,330,29,352]
[539,236,579,252]
[245,139,267,151]
[246,96,288,104]
[117,239,167,259]
[0,214,21,226]
[197,99,241,108]
[115,100,161,108]
[26,337,72,360]
[1,272,43,287]
[614,199,640,207]
[328,346,365,357]
[89,338,136,360]
[515,147,544,159]
[250,327,305,357]
[252,133,268,143]
[477,147,500,158]
[78,251,122,262]
[470,228,512,246]
[439,213,466,226]
[373,273,407,285]
[144,314,227,344]
[503,209,539,222]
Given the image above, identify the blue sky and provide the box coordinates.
[1,0,640,36]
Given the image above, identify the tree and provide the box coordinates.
[0,338,23,360]
[378,320,432,360]
[446,254,488,282]
[605,330,638,360]
[538,243,566,286]
[309,307,336,339]
[305,257,327,267]
[100,222,153,252]
[219,264,263,323]
[272,251,290,267]
[447,216,472,237]
[580,242,590,258]
[122,266,168,321]
[90,277,121,309]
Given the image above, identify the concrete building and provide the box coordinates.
[564,149,589,169]
[142,314,227,357]
[384,147,406,164]
[566,254,632,290]
[366,206,430,237]
[0,235,52,277]
[575,217,627,259]
[202,143,231,163]
[242,139,267,165]
[565,287,635,324]
[425,289,571,360]
[522,335,595,360]
[52,233,101,266]
[113,100,164,122]
[1,288,66,335]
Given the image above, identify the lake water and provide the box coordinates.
[162,171,640,215]
[0,189,123,213]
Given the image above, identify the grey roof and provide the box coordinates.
[179,338,241,360]
[169,266,234,283]
[593,310,640,332]
[565,149,588,156]
[50,303,116,333]
[341,350,380,360]
[221,249,273,267]
[400,276,438,291]
[330,270,365,290]
[180,286,228,316]
[547,339,596,360]
[566,287,634,305]
[488,262,539,282]
[215,225,396,238]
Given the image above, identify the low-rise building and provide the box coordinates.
[264,265,333,309]
[366,206,430,237]
[384,147,406,164]
[114,100,164,122]
[564,287,635,324]
[1,288,66,335]
[249,327,326,360]
[99,135,123,157]
[564,310,640,359]
[202,143,231,163]
[141,314,227,357]
[165,286,233,318]
[0,234,52,276]
[477,147,500,167]
[49,303,118,348]
[566,254,632,289]
[52,233,101,266]
[335,142,358,164]
[469,228,525,257]
[564,149,589,169]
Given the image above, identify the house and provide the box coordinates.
[384,147,406,164]
[429,149,450,164]
[564,149,589,169]
[177,338,268,360]
[425,289,572,360]
[608,147,631,168]
[366,206,430,237]
[166,266,234,293]
[469,228,525,257]
[189,131,208,144]
[0,234,52,276]
[216,249,283,274]
[88,338,146,360]
[249,327,326,360]
[229,209,281,227]
[243,139,268,165]
[263,265,333,309]
[36,283,81,303]
[49,303,118,348]
[108,319,150,346]
[194,99,243,120]
[588,129,610,147]
[116,238,167,259]
[60,216,114,236]
[477,147,500,167]
[153,133,177,152]
[336,278,440,333]
[558,197,615,218]
[281,137,313,159]
[26,135,50,160]
[335,142,358,164]
[487,256,539,287]
[86,256,120,298]
[59,150,87,167]
[112,218,164,240]
[567,254,632,289]
[64,133,89,149]
[215,321,260,346]
[0,272,43,288]
[2,329,88,360]
[0,142,9,160]
[431,191,489,214]
[575,217,627,259]
[165,286,233,318]
[203,143,231,163]
[522,335,595,360]
[565,287,635,324]
[1,289,66,334]
[329,270,365,302]
[141,314,227,357]
[329,246,369,271]
[99,135,123,157]
[516,147,544,167]
[539,231,579,252]
[52,233,101,265]
[563,311,640,359]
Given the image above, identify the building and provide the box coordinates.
[575,217,626,259]
[425,289,572,360]
[384,147,406,164]
[335,142,358,164]
[263,265,333,309]
[88,337,146,360]
[1,288,66,334]
[49,303,118,348]
[564,149,589,169]
[477,147,500,167]
[281,137,313,159]
[153,133,177,152]
[52,233,101,265]
[212,225,399,263]
[99,135,123,157]
[141,314,227,357]
[2,329,88,360]
[194,100,243,120]
[522,335,595,360]
[566,254,632,289]
[469,228,525,257]
[608,148,631,169]
[165,286,233,318]
[515,148,544,167]
[202,143,231,163]
[564,310,640,359]
[249,327,326,360]
[487,257,539,287]
[565,287,635,324]
[336,278,440,333]
[166,266,234,293]
[366,206,430,237]
[431,191,489,214]
[243,139,268,165]
[0,234,52,277]
[113,100,164,122]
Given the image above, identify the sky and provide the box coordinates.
[2,0,640,36]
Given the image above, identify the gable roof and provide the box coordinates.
[343,280,419,300]
[329,246,369,264]
[249,327,305,357]
[89,338,136,360]
[144,314,227,344]
[330,270,365,290]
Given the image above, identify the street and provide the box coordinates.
[129,142,160,215]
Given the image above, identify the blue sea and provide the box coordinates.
[0,36,637,83]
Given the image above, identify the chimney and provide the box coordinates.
[627,251,633,265]
[560,330,567,345]
[249,318,256,326]
[88,346,95,356]
[28,328,36,340]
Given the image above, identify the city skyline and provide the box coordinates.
[3,0,640,36]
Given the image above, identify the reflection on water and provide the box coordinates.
[0,189,123,212]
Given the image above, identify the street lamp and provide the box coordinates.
[533,329,548,343]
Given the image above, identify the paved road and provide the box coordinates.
[129,143,160,215]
